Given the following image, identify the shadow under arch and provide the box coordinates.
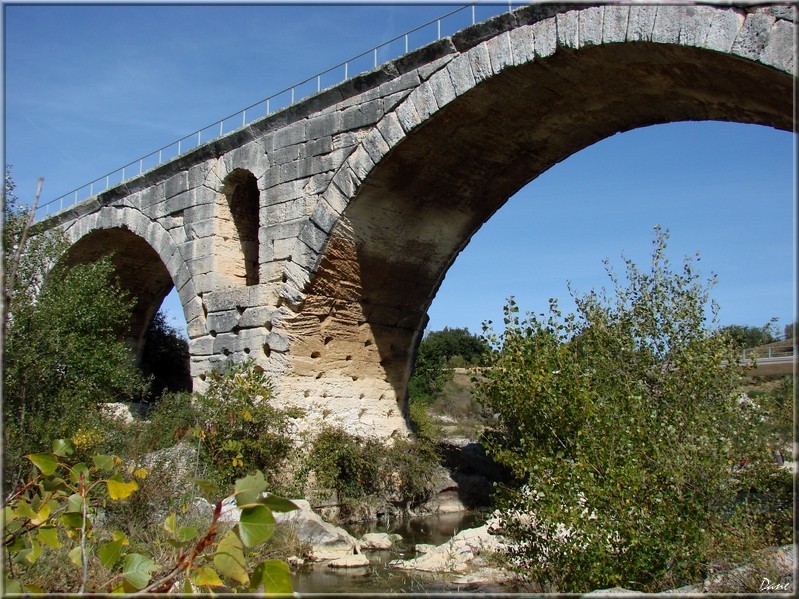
[58,227,176,362]
[294,37,794,419]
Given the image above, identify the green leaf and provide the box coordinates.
[23,539,42,564]
[250,560,293,594]
[52,439,74,457]
[107,478,138,501]
[193,479,219,500]
[122,553,158,590]
[163,512,177,534]
[93,454,116,472]
[67,493,83,513]
[60,512,84,529]
[69,463,90,484]
[260,494,299,513]
[238,505,275,547]
[28,453,58,476]
[177,526,200,543]
[37,526,61,549]
[68,546,83,568]
[41,477,68,493]
[214,530,248,586]
[99,538,124,569]
[234,471,267,507]
[191,566,225,587]
[3,577,22,594]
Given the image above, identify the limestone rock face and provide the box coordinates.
[328,553,370,568]
[360,532,395,550]
[390,523,505,574]
[273,499,360,561]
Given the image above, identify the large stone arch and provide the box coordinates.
[61,207,204,359]
[282,4,795,436]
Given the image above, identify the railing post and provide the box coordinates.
[178,140,181,155]
[437,18,441,40]
[266,98,270,115]
[139,158,143,174]
[344,61,348,79]
[374,47,378,68]
[197,131,201,147]
[242,110,246,127]
[317,74,321,92]
[405,33,408,53]
[106,175,109,190]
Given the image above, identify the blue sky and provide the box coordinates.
[4,3,796,338]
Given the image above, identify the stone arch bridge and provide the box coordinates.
[38,3,795,438]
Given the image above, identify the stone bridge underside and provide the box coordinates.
[43,4,795,438]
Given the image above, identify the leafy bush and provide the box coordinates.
[297,425,439,516]
[192,360,304,493]
[476,227,785,592]
[3,440,297,593]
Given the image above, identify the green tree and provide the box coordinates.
[420,327,488,366]
[718,323,777,349]
[140,309,191,401]
[476,227,779,592]
[3,172,148,488]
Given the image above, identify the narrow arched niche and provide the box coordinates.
[217,169,260,287]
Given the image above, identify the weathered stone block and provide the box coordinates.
[273,121,307,150]
[206,309,240,334]
[204,287,251,313]
[375,111,405,149]
[307,111,341,141]
[395,96,422,133]
[310,200,339,234]
[602,5,629,44]
[578,5,604,47]
[298,222,327,254]
[761,19,795,72]
[697,7,744,53]
[509,25,535,66]
[731,11,776,60]
[238,306,274,329]
[532,18,557,58]
[265,330,291,353]
[651,5,686,45]
[361,127,391,165]
[348,146,375,182]
[556,10,579,49]
[467,44,492,84]
[189,335,215,356]
[341,101,383,131]
[626,4,657,42]
[165,171,189,199]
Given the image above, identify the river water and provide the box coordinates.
[290,511,501,594]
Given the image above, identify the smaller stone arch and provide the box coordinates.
[216,169,260,287]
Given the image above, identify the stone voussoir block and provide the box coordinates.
[760,19,795,72]
[206,309,240,335]
[532,17,557,58]
[578,5,604,47]
[602,4,629,44]
[731,11,775,60]
[626,4,657,42]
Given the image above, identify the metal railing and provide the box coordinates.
[35,2,518,221]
